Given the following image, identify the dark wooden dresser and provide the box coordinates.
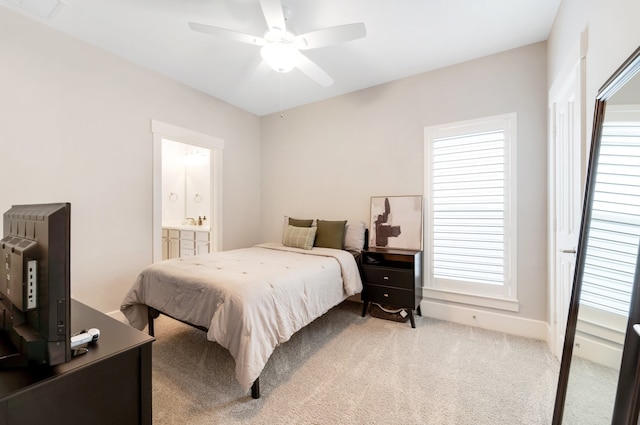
[0,299,154,425]
[360,247,423,328]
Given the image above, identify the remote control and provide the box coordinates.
[70,328,100,349]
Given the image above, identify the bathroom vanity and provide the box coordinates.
[161,225,210,260]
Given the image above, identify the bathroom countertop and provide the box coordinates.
[162,224,210,232]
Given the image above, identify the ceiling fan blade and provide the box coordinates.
[295,53,334,87]
[260,0,286,31]
[296,23,366,50]
[188,22,265,46]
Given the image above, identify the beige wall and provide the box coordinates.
[0,8,262,313]
[5,0,638,326]
[261,42,549,322]
[548,0,640,143]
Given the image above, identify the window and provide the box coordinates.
[424,114,518,311]
[579,108,640,337]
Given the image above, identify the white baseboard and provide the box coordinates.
[107,309,128,323]
[573,333,622,369]
[420,299,549,341]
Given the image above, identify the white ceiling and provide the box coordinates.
[2,0,561,116]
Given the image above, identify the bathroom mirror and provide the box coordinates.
[553,45,640,424]
[161,139,211,225]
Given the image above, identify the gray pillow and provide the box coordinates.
[344,221,366,252]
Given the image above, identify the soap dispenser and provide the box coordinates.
[198,216,202,226]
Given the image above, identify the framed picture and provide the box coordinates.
[369,195,423,250]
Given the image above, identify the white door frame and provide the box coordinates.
[151,120,224,262]
[547,31,587,358]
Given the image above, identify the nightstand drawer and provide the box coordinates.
[363,285,415,308]
[362,251,415,269]
[362,266,414,290]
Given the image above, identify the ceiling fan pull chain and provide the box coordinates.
[280,73,285,118]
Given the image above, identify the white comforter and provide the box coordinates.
[120,242,362,392]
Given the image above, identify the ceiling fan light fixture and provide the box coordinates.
[189,0,366,85]
[260,42,299,73]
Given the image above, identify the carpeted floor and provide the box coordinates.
[562,355,618,424]
[151,300,559,424]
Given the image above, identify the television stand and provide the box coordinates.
[0,300,154,425]
[0,327,38,369]
[0,351,28,368]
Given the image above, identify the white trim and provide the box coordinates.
[106,309,128,323]
[420,299,547,341]
[573,333,623,369]
[547,30,588,359]
[422,287,519,312]
[151,120,224,262]
[424,113,518,303]
[577,315,626,346]
[151,120,224,150]
[605,104,640,121]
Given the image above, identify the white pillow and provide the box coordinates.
[344,221,366,252]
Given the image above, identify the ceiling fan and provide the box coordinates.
[188,0,366,87]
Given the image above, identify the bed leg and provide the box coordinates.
[251,378,260,399]
[147,307,159,337]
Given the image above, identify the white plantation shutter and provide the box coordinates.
[581,120,640,317]
[425,114,517,303]
[432,130,505,285]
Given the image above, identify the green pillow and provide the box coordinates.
[314,220,347,249]
[289,218,314,227]
[283,225,317,250]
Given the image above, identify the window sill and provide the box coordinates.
[422,287,520,312]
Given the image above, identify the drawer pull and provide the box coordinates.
[384,293,389,297]
[383,276,389,280]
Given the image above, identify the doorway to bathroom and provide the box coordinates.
[151,120,224,262]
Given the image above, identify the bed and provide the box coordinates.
[120,219,365,399]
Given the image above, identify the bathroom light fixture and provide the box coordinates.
[184,148,208,167]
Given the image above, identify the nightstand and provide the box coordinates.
[360,247,422,328]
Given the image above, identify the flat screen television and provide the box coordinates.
[0,202,71,367]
